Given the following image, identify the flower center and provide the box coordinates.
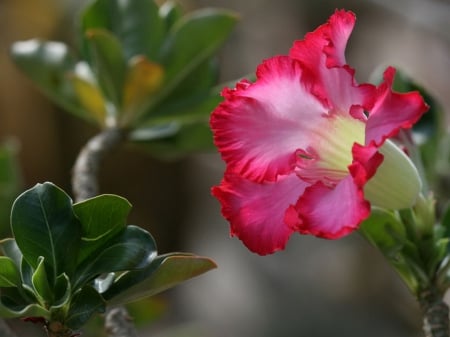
[296,114,365,185]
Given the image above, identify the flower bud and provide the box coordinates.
[364,139,422,210]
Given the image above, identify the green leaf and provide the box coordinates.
[142,60,220,125]
[10,40,92,122]
[73,225,157,289]
[0,299,49,319]
[104,253,217,305]
[131,122,215,160]
[159,1,183,31]
[79,0,165,60]
[73,194,132,264]
[360,208,421,293]
[85,29,126,109]
[32,257,53,305]
[132,8,236,126]
[0,256,21,287]
[360,208,406,253]
[20,258,34,290]
[52,273,71,309]
[65,285,105,329]
[10,182,82,282]
[158,8,237,92]
[0,238,22,268]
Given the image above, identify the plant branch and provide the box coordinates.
[105,307,138,337]
[419,287,449,337]
[72,127,125,202]
[72,127,138,337]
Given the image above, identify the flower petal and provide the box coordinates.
[296,175,370,238]
[211,56,327,182]
[349,142,384,186]
[212,172,307,255]
[289,10,355,70]
[365,67,429,146]
[290,11,374,114]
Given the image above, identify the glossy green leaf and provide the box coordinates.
[80,0,165,60]
[32,257,53,305]
[104,253,217,305]
[10,40,92,122]
[20,258,34,290]
[158,8,237,91]
[52,273,71,309]
[73,225,157,289]
[85,29,126,109]
[73,194,132,265]
[0,256,21,287]
[0,239,22,268]
[0,299,49,319]
[10,182,82,281]
[65,285,105,329]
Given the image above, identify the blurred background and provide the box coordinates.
[0,0,449,336]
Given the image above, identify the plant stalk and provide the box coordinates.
[72,127,138,337]
[72,128,125,202]
[419,287,449,337]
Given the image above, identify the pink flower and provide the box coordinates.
[210,10,429,255]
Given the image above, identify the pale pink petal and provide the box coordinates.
[211,56,327,182]
[212,172,307,255]
[365,67,429,146]
[296,175,370,238]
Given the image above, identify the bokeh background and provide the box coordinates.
[0,0,449,336]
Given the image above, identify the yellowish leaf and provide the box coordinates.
[123,56,164,119]
[70,74,107,125]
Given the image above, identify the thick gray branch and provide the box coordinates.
[419,287,449,337]
[72,128,125,202]
[105,307,138,337]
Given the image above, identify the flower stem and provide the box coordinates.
[71,127,138,337]
[419,287,449,337]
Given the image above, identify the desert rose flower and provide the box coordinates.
[210,10,428,255]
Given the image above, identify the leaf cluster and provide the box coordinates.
[10,0,238,159]
[0,182,216,333]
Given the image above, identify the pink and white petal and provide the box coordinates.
[211,56,327,182]
[212,172,307,255]
[365,67,429,146]
[296,175,370,239]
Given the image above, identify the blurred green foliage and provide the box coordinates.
[11,0,238,159]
